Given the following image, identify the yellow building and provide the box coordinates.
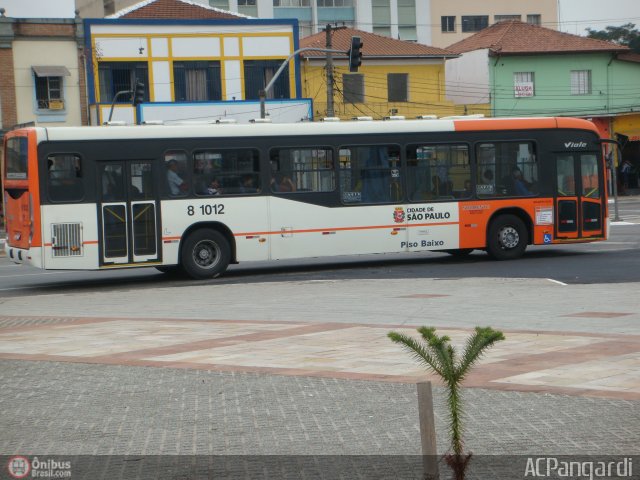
[299,28,488,120]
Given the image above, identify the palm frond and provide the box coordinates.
[457,327,505,380]
[421,329,456,378]
[388,331,445,377]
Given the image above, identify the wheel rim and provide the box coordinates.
[192,239,221,270]
[498,226,520,250]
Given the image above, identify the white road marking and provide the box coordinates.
[546,278,568,286]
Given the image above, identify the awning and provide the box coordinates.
[615,129,640,142]
[32,65,71,77]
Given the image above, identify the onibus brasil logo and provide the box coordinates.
[7,456,30,479]
[7,456,71,478]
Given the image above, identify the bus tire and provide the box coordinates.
[487,215,527,260]
[180,229,230,279]
[443,248,474,256]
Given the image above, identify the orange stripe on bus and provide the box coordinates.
[233,222,456,237]
[43,241,99,247]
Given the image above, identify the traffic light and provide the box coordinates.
[132,81,145,106]
[348,36,363,73]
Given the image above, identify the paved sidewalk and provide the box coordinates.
[1,359,637,456]
[0,275,639,470]
[0,314,638,399]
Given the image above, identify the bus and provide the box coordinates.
[2,116,608,279]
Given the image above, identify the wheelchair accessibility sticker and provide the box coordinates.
[543,233,552,244]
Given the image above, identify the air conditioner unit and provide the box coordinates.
[48,100,64,110]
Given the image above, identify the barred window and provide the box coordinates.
[35,76,63,110]
[98,62,148,103]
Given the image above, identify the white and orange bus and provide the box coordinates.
[2,116,608,279]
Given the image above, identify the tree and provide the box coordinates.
[388,326,505,480]
[586,23,640,53]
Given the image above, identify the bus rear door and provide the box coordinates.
[555,152,605,240]
[98,161,161,265]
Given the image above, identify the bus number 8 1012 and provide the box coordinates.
[187,204,225,216]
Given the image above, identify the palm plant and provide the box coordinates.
[388,326,505,480]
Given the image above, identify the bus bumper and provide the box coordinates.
[6,246,43,268]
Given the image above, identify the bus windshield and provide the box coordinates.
[5,136,29,180]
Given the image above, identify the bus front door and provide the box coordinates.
[98,161,160,265]
[555,153,604,240]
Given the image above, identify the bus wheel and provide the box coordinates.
[487,215,527,260]
[180,229,230,279]
[443,249,474,256]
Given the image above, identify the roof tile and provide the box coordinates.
[300,28,457,58]
[110,0,246,19]
[446,21,629,55]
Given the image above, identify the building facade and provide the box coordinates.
[0,15,88,133]
[84,1,305,124]
[445,21,640,188]
[77,0,558,47]
[299,28,486,120]
[430,0,557,48]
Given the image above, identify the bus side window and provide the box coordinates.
[338,145,401,204]
[269,147,334,193]
[193,149,260,196]
[47,154,83,202]
[407,144,469,201]
[477,142,538,198]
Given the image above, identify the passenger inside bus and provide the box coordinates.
[166,160,187,196]
[194,158,213,195]
[512,167,533,196]
[240,174,259,193]
[271,173,296,192]
[206,178,222,195]
[462,179,473,197]
[360,146,392,203]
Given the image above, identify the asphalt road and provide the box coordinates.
[1,223,639,298]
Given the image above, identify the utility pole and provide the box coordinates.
[259,44,354,119]
[324,24,347,118]
[325,24,334,118]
